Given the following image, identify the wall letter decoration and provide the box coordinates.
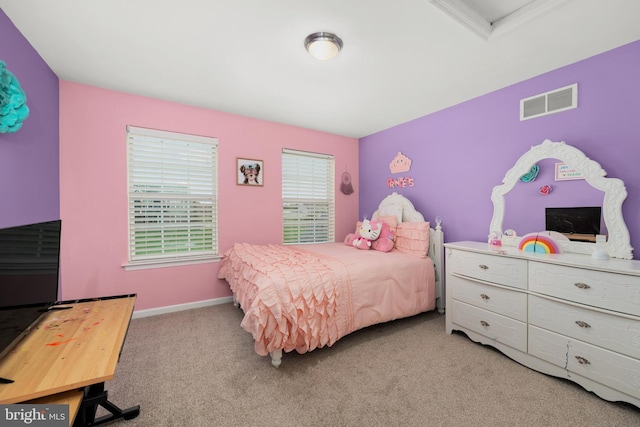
[387,177,415,188]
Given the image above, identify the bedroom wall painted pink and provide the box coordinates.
[59,81,358,310]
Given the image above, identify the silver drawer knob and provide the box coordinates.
[480,320,490,327]
[575,356,591,365]
[480,294,490,300]
[575,320,591,328]
[574,282,591,290]
[479,264,489,270]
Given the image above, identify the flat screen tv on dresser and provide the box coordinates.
[545,206,601,242]
[0,220,61,367]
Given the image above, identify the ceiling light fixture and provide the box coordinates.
[304,32,343,61]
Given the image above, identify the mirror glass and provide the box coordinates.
[490,140,633,259]
[503,158,607,240]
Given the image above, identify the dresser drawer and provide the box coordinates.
[529,262,640,315]
[450,275,527,322]
[529,326,640,399]
[451,300,527,352]
[529,295,640,359]
[448,249,528,289]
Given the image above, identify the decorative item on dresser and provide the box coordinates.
[445,139,640,408]
[490,139,632,259]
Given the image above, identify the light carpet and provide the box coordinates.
[101,303,640,427]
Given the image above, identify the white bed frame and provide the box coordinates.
[233,192,445,367]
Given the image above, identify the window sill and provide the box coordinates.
[122,255,221,271]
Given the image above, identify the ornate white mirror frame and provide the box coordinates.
[490,139,633,259]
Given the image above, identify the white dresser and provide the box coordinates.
[445,241,640,408]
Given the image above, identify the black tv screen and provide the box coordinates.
[545,207,601,241]
[0,220,61,362]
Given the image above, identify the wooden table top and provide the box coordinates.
[26,389,85,426]
[0,295,136,404]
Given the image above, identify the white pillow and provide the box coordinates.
[377,204,403,224]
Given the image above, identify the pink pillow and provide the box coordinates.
[395,222,430,258]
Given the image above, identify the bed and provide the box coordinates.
[217,192,445,367]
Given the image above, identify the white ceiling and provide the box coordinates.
[461,0,535,23]
[1,0,640,138]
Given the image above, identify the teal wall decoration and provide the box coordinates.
[519,164,539,182]
[0,60,30,133]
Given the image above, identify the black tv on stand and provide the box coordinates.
[0,219,61,379]
[545,207,601,242]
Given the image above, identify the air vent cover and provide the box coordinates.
[520,84,577,120]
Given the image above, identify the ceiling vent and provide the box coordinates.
[520,83,577,121]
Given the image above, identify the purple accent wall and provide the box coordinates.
[360,39,640,259]
[0,9,60,228]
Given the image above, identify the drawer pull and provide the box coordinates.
[575,320,591,328]
[479,264,489,270]
[480,320,490,327]
[480,294,490,300]
[575,356,591,365]
[574,282,591,290]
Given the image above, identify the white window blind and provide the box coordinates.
[127,126,218,265]
[282,148,335,244]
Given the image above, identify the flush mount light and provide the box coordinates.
[304,32,343,61]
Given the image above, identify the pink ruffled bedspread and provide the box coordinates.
[218,243,435,357]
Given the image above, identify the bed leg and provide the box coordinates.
[270,349,282,368]
[232,293,239,308]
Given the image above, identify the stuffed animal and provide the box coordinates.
[344,218,381,250]
[370,220,394,252]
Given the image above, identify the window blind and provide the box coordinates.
[127,126,218,264]
[282,148,335,244]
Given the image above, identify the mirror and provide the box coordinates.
[504,158,607,240]
[490,139,633,259]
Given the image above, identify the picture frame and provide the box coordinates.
[554,162,584,181]
[236,158,264,186]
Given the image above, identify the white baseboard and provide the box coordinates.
[132,296,234,319]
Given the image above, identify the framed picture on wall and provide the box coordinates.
[236,158,264,186]
[555,162,584,181]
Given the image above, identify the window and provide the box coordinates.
[282,148,335,244]
[126,126,218,267]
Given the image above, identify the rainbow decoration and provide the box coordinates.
[518,232,561,254]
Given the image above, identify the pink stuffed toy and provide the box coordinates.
[344,219,395,252]
[344,218,381,250]
[370,220,394,252]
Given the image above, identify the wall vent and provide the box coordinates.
[520,83,577,120]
